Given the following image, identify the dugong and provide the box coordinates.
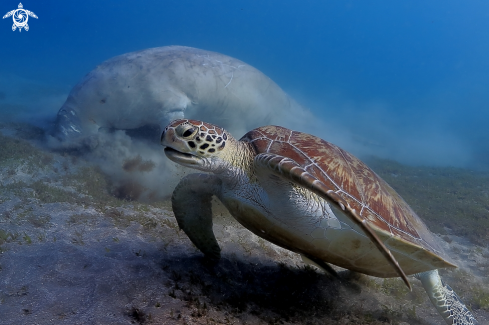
[51,45,313,147]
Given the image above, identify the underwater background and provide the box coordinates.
[1,0,489,168]
[1,1,489,324]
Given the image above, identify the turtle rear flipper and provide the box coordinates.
[12,23,16,31]
[171,173,222,261]
[301,254,339,279]
[417,270,478,325]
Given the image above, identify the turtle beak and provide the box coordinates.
[162,128,205,167]
[164,147,203,167]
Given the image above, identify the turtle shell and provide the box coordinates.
[241,125,455,273]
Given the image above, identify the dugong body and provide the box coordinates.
[52,46,312,146]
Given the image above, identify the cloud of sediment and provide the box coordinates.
[2,74,485,203]
[86,130,192,201]
[294,93,478,169]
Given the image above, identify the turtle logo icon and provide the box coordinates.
[3,3,37,32]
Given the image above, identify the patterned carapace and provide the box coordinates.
[240,125,446,259]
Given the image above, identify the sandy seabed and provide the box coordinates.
[0,123,488,325]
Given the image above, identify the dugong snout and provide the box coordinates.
[51,105,83,142]
[48,107,100,150]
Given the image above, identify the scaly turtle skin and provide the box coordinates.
[161,119,479,325]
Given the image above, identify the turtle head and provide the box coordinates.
[161,119,234,172]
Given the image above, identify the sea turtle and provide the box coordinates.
[2,3,38,32]
[161,119,479,325]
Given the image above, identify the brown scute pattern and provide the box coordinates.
[307,164,338,190]
[166,119,226,138]
[241,125,447,258]
[269,141,309,166]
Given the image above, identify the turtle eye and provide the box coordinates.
[176,124,197,138]
[182,128,195,137]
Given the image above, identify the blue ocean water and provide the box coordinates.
[1,3,489,324]
[1,0,489,168]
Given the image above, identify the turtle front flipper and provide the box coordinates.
[254,152,411,290]
[416,270,478,325]
[3,10,14,18]
[171,173,223,261]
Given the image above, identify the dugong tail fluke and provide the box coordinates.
[50,46,315,148]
